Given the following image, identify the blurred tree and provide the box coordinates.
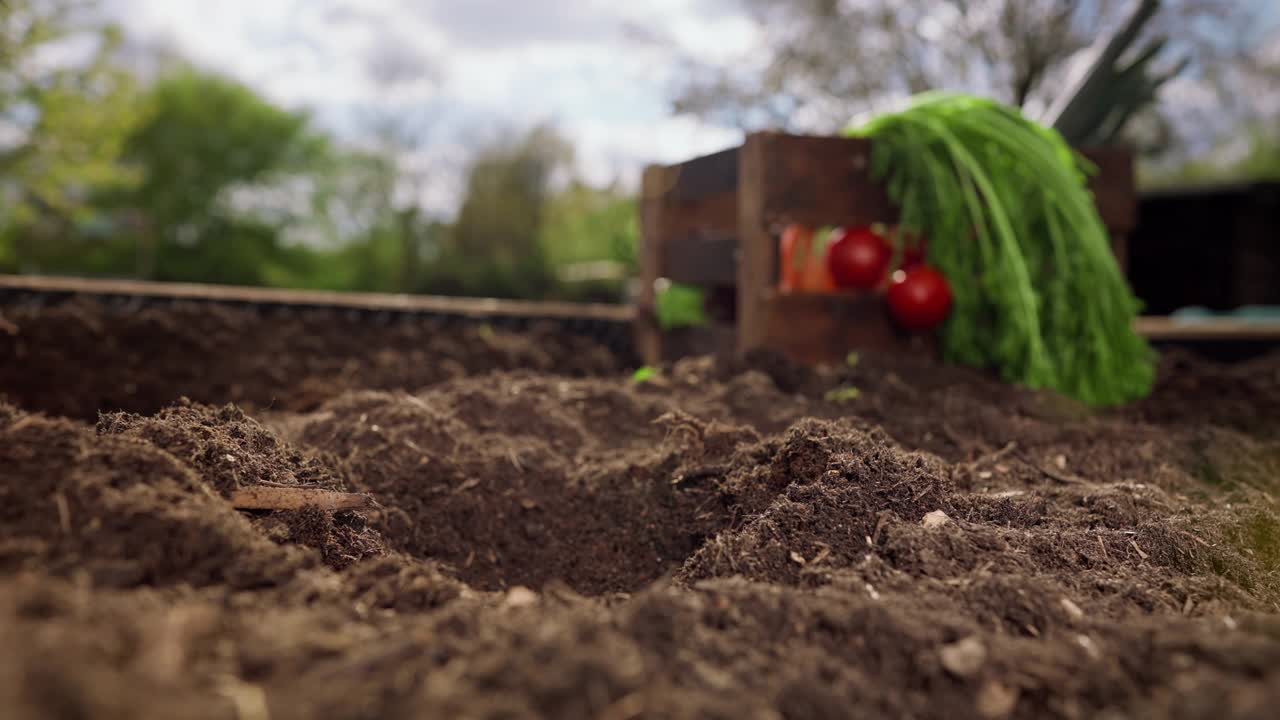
[652,0,1276,158]
[538,180,639,302]
[300,147,452,293]
[1231,128,1280,182]
[0,0,147,270]
[541,181,638,268]
[91,66,333,284]
[1142,122,1280,187]
[358,37,447,293]
[424,124,573,299]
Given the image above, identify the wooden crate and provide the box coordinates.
[635,131,1138,367]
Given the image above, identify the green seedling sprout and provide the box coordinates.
[631,366,658,383]
[825,386,861,404]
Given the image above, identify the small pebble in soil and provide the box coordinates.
[1060,597,1085,620]
[939,636,987,677]
[922,509,952,529]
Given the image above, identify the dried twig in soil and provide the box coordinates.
[229,486,375,512]
[961,442,1019,479]
[973,441,1017,467]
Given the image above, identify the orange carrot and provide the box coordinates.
[800,226,836,291]
[778,224,811,290]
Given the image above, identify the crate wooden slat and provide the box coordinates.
[750,134,895,230]
[761,290,936,366]
[662,234,738,288]
[659,191,738,256]
[665,146,738,201]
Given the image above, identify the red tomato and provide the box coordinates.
[886,266,953,332]
[826,225,891,289]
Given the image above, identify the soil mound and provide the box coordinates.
[0,402,316,589]
[8,570,1279,720]
[97,399,387,570]
[286,376,769,593]
[680,419,956,585]
[1127,348,1280,436]
[98,399,345,496]
[682,416,1280,615]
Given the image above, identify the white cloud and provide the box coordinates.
[107,0,751,217]
[405,0,622,50]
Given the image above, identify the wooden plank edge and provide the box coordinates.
[230,486,377,512]
[760,293,1280,343]
[1135,316,1280,341]
[0,274,635,323]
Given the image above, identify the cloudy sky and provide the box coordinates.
[106,0,1278,213]
[108,0,756,212]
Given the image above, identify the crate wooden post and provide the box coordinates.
[635,164,667,366]
[735,133,771,354]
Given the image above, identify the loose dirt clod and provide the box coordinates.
[976,681,1019,719]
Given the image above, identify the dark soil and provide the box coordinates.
[0,298,623,420]
[2,297,1280,719]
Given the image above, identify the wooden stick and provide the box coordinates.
[636,165,668,366]
[736,132,771,354]
[0,273,632,323]
[230,486,375,512]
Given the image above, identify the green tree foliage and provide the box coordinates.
[117,67,330,281]
[538,180,639,302]
[292,148,404,291]
[0,0,147,270]
[424,124,573,299]
[65,66,334,284]
[1142,123,1280,187]
[540,180,638,269]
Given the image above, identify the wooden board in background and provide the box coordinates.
[1134,316,1280,341]
[0,274,634,322]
